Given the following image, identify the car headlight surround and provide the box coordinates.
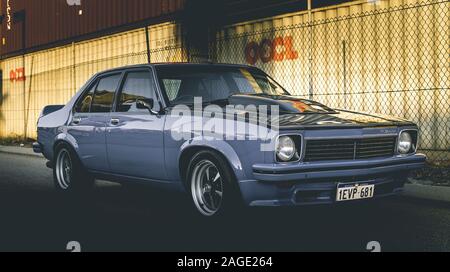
[276,135,301,162]
[397,130,418,155]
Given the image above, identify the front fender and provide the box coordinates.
[179,137,247,182]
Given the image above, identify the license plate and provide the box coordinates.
[336,183,375,202]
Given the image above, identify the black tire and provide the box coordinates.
[186,150,244,217]
[53,143,94,194]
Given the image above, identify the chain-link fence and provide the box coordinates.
[212,0,449,162]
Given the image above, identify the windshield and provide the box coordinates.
[156,65,290,105]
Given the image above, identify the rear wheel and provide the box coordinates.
[187,150,243,217]
[53,143,94,194]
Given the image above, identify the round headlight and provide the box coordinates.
[398,132,412,154]
[276,136,296,162]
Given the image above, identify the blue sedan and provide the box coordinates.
[34,63,426,217]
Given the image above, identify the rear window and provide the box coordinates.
[90,74,121,113]
[75,83,96,113]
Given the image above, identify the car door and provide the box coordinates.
[106,68,167,181]
[68,72,122,172]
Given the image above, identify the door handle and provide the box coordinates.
[72,117,82,125]
[110,118,120,126]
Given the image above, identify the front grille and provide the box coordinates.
[304,137,396,162]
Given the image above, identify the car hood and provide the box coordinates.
[223,94,415,129]
[274,110,415,129]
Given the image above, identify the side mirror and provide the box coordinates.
[136,98,158,115]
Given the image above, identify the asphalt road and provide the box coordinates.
[0,152,449,252]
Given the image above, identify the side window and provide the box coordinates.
[117,71,159,113]
[75,82,96,113]
[91,74,121,113]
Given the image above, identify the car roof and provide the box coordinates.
[96,62,258,75]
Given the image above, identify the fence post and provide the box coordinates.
[24,56,34,141]
[72,42,76,95]
[145,26,151,64]
[343,40,347,108]
[308,0,314,100]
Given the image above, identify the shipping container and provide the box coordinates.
[0,0,184,57]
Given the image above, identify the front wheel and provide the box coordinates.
[53,144,94,194]
[187,150,243,217]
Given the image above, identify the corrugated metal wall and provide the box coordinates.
[0,0,184,56]
[0,22,185,138]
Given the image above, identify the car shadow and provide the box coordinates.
[0,180,420,252]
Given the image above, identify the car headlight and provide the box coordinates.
[276,136,297,162]
[398,131,413,154]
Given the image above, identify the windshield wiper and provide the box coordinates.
[202,98,229,106]
[201,94,239,106]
